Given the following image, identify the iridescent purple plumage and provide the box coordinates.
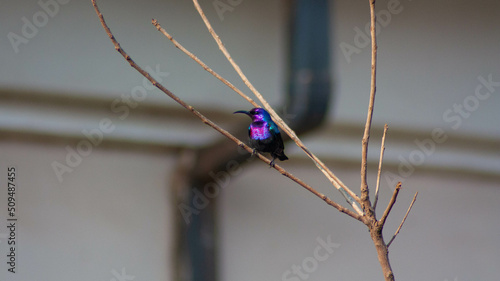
[233,108,288,166]
[249,123,272,140]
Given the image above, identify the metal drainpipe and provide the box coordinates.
[177,0,332,280]
[285,0,332,133]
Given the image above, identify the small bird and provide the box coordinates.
[233,108,288,166]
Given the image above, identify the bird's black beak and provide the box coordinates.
[233,110,250,117]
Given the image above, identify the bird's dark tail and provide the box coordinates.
[278,153,288,161]
[270,153,288,167]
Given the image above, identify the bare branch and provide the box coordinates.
[387,191,418,248]
[360,0,378,207]
[92,1,421,280]
[190,0,363,215]
[379,182,401,226]
[373,124,389,210]
[90,0,362,222]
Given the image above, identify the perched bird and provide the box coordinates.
[233,108,288,166]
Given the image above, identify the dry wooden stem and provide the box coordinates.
[387,191,418,248]
[360,0,379,211]
[361,1,395,280]
[190,0,363,215]
[90,0,362,222]
[373,124,389,210]
[380,182,401,226]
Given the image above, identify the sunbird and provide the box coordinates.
[233,108,288,166]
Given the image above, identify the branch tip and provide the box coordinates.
[387,191,418,248]
[373,124,389,210]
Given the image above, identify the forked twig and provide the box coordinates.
[90,0,363,222]
[373,124,389,210]
[190,0,363,215]
[387,191,418,248]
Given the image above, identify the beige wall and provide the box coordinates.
[0,141,175,281]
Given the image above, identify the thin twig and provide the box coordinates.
[151,19,260,109]
[90,0,362,222]
[360,0,378,209]
[373,124,389,210]
[190,0,363,215]
[387,191,418,248]
[379,182,401,226]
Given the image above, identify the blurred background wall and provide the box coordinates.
[0,1,499,281]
